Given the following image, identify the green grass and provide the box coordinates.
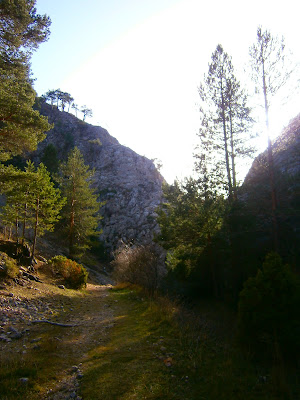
[79,287,298,400]
[80,287,182,399]
[0,283,298,399]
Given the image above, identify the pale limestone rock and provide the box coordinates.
[32,103,164,252]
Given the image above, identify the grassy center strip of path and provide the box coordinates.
[79,285,289,400]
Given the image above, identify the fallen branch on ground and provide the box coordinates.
[32,320,76,327]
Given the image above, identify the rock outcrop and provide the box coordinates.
[243,113,300,208]
[32,103,164,253]
[244,112,300,186]
[241,113,300,256]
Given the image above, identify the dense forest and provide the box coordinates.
[0,1,300,399]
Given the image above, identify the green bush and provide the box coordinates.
[0,252,19,279]
[165,246,194,279]
[48,255,88,289]
[237,252,300,361]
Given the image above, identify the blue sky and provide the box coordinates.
[32,0,300,183]
[32,0,180,92]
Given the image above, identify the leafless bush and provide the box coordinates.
[112,243,164,294]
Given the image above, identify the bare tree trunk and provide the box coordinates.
[262,62,279,251]
[69,181,76,257]
[15,215,19,244]
[31,196,39,258]
[221,81,233,200]
[21,202,27,246]
[229,106,237,200]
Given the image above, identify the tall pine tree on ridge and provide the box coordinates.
[197,44,254,200]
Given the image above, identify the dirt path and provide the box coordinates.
[44,283,116,400]
[0,275,118,400]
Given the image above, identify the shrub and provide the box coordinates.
[112,244,163,294]
[165,246,194,279]
[237,252,300,361]
[48,255,88,289]
[0,252,19,279]
[48,255,68,275]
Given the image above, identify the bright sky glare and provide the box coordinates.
[32,0,300,183]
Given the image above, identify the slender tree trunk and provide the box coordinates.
[69,201,75,256]
[32,196,39,258]
[69,181,76,257]
[262,61,279,251]
[229,106,237,200]
[220,83,233,199]
[21,202,27,246]
[15,215,19,244]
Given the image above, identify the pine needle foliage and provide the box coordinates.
[0,162,65,257]
[197,44,254,200]
[0,0,52,161]
[58,147,103,257]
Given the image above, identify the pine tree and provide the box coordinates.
[71,103,79,117]
[0,162,65,257]
[29,163,65,257]
[156,178,225,297]
[197,44,254,200]
[0,164,31,243]
[41,143,59,174]
[42,90,57,107]
[194,109,225,197]
[249,26,294,250]
[59,147,102,257]
[0,0,52,161]
[0,0,51,55]
[20,161,35,245]
[81,106,93,121]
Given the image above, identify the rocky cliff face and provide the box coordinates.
[244,113,300,185]
[32,103,164,253]
[243,113,300,207]
[242,113,300,254]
